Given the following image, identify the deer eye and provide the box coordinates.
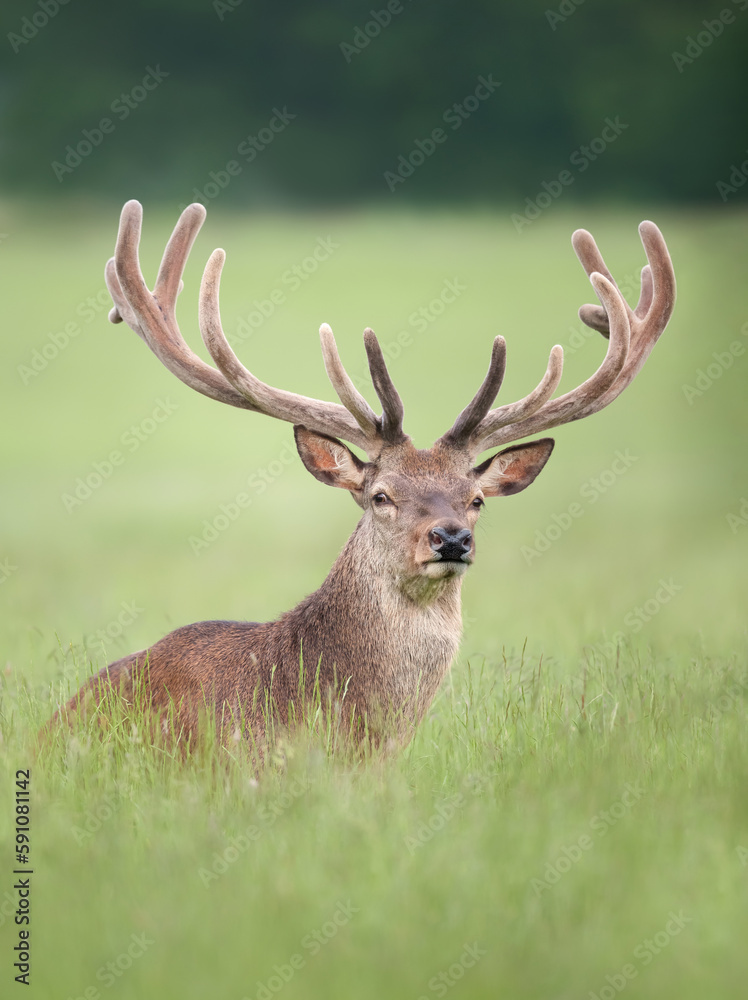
[372,492,390,506]
[471,496,484,509]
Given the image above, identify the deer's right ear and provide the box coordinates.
[472,438,555,497]
[294,426,368,502]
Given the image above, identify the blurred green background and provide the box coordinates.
[1,2,748,999]
[2,203,747,668]
[2,0,748,204]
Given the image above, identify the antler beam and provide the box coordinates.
[438,221,676,457]
[105,201,406,458]
[106,204,675,464]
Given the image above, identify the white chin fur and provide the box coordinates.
[421,560,468,579]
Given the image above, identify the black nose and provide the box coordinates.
[428,527,473,561]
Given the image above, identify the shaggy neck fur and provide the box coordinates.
[282,517,464,737]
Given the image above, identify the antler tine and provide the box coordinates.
[198,250,374,452]
[637,220,676,332]
[467,343,564,443]
[634,263,654,318]
[109,200,255,409]
[105,257,140,331]
[569,220,675,410]
[571,227,617,286]
[319,323,380,439]
[108,204,197,331]
[582,262,653,336]
[443,221,675,458]
[467,271,630,454]
[439,336,507,447]
[153,202,206,316]
[363,328,407,444]
[107,201,390,455]
[574,222,673,332]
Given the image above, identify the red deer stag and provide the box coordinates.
[51,202,675,748]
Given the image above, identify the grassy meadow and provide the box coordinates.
[1,200,747,998]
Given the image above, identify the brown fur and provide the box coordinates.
[49,436,554,749]
[47,206,675,753]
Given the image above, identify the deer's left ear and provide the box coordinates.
[294,426,368,499]
[472,438,555,497]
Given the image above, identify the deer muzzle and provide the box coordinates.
[428,526,473,563]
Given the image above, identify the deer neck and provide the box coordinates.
[323,517,465,615]
[292,518,464,725]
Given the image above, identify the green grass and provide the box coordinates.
[1,201,747,998]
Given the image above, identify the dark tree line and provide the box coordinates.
[2,0,747,204]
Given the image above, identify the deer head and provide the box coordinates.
[105,202,675,600]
